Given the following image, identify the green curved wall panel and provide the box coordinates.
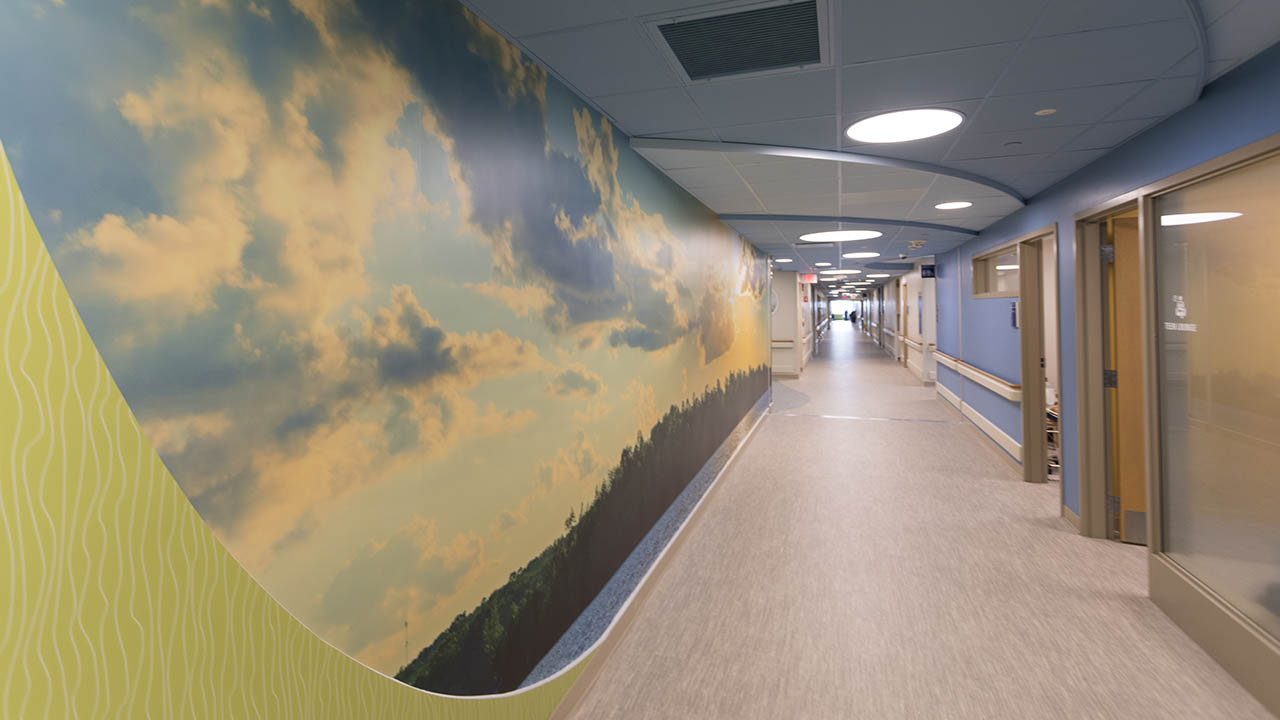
[0,142,587,718]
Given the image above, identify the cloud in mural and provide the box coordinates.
[696,285,736,364]
[320,515,485,659]
[547,365,605,397]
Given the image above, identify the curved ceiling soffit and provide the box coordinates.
[717,213,979,236]
[630,137,1029,206]
[1181,0,1210,95]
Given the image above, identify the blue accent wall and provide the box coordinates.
[937,42,1280,514]
[935,249,961,356]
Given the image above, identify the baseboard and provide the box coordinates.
[936,381,961,410]
[1061,504,1081,530]
[1150,554,1280,717]
[547,399,770,719]
[960,400,1023,463]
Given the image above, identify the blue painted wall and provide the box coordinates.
[937,42,1280,514]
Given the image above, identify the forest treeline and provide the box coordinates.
[395,364,769,694]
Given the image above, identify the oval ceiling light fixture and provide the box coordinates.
[820,268,860,274]
[800,229,884,242]
[774,257,793,263]
[934,201,973,210]
[1160,212,1242,226]
[845,108,964,144]
[1034,108,1057,116]
[867,273,890,278]
[843,251,880,259]
[814,261,832,267]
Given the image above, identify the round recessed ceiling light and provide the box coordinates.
[843,251,881,259]
[845,108,964,144]
[1160,212,1242,226]
[799,230,884,242]
[867,273,890,278]
[934,201,973,210]
[1034,108,1058,116]
[774,258,793,263]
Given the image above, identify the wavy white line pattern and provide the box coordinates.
[0,142,587,719]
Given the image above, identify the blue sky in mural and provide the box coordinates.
[0,0,768,675]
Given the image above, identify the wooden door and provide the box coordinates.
[1107,215,1147,543]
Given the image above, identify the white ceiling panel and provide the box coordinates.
[840,0,1050,63]
[686,69,837,127]
[715,116,839,150]
[965,82,1147,134]
[1034,0,1189,37]
[946,149,1109,179]
[995,21,1199,94]
[839,44,1018,114]
[839,171,934,193]
[594,87,706,135]
[522,21,676,96]
[685,187,763,212]
[642,128,721,141]
[1105,76,1200,121]
[733,157,838,182]
[1203,0,1280,69]
[948,125,1086,160]
[664,165,748,189]
[466,0,628,37]
[1060,118,1155,151]
[1198,0,1244,26]
[633,147,725,169]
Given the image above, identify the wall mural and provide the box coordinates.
[0,0,769,696]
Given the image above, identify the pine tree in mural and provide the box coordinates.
[396,365,769,694]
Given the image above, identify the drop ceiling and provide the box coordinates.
[461,0,1280,281]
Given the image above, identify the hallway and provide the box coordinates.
[565,322,1273,720]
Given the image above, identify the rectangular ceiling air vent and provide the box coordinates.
[658,1,820,81]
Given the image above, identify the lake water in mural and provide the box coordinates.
[0,0,769,693]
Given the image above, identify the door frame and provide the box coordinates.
[1073,132,1280,716]
[1015,226,1057,487]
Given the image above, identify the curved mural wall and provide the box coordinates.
[0,0,770,706]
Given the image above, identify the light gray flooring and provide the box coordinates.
[564,321,1275,720]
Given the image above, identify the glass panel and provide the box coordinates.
[1155,152,1280,641]
[991,250,1019,294]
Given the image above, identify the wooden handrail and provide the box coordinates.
[933,349,1022,402]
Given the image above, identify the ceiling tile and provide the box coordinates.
[1203,0,1280,64]
[840,0,1050,63]
[839,44,1017,114]
[967,82,1148,133]
[1206,58,1241,79]
[716,116,839,150]
[634,147,726,170]
[734,157,837,182]
[594,87,706,135]
[687,187,764,212]
[664,165,747,189]
[1061,118,1156,151]
[994,21,1199,94]
[686,69,836,127]
[641,128,722,141]
[947,125,1086,160]
[1198,0,1243,25]
[1034,0,1189,37]
[466,0,628,37]
[1106,75,1200,120]
[945,148,1108,179]
[522,21,677,96]
[839,170,934,193]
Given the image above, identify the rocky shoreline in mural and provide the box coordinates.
[396,365,769,695]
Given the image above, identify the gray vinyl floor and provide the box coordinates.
[564,321,1275,720]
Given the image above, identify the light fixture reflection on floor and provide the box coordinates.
[800,230,884,242]
[1160,212,1242,226]
[846,108,963,143]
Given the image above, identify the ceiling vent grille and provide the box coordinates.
[658,1,820,81]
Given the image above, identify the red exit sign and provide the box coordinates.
[800,273,817,284]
